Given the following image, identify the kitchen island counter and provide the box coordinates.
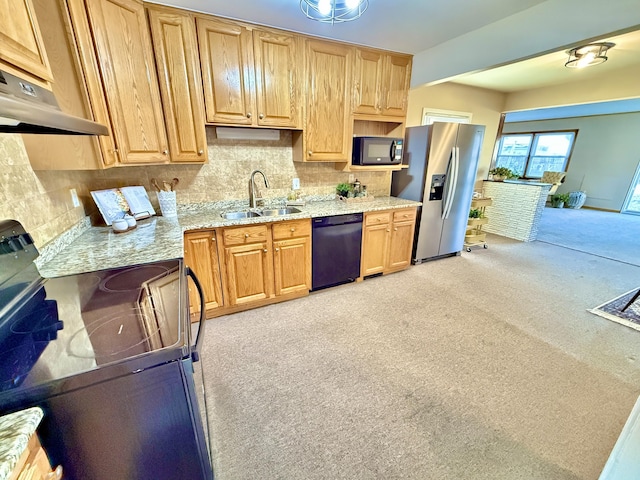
[36,196,421,278]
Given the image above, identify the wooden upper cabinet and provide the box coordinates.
[353,48,411,118]
[85,0,169,164]
[302,39,353,162]
[23,0,106,170]
[353,48,383,115]
[0,0,53,82]
[196,16,301,128]
[196,16,255,125]
[252,29,301,128]
[382,53,412,117]
[147,5,207,163]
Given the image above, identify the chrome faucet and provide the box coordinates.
[249,170,270,208]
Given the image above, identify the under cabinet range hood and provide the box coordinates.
[0,70,108,136]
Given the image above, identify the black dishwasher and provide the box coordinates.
[312,213,363,291]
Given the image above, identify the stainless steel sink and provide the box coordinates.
[220,210,261,220]
[259,207,302,217]
[220,207,302,220]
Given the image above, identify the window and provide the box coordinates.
[494,131,576,178]
[422,108,472,125]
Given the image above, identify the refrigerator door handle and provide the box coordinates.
[445,147,460,219]
[441,148,453,219]
[442,147,460,220]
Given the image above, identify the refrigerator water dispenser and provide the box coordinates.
[429,174,445,201]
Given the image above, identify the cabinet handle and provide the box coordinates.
[403,214,408,217]
[290,227,295,232]
[394,228,398,231]
[246,112,252,118]
[263,248,268,253]
[386,228,390,232]
[308,150,313,156]
[244,233,249,238]
[275,247,280,252]
[198,149,204,156]
[211,237,216,242]
[259,113,264,119]
[162,149,168,155]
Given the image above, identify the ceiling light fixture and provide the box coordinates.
[300,0,369,24]
[565,42,615,68]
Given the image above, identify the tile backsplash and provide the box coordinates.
[0,129,391,248]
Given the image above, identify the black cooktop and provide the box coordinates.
[0,220,188,398]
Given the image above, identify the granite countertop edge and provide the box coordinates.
[37,196,421,278]
[0,407,44,480]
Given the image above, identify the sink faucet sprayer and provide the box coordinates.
[249,170,270,208]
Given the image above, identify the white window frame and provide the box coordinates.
[421,108,472,126]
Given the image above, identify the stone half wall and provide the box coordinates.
[482,181,551,242]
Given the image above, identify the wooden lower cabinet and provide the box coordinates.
[10,433,62,480]
[361,207,417,277]
[272,219,311,296]
[221,224,272,306]
[183,230,224,319]
[184,219,311,319]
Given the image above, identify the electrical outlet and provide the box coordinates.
[348,174,355,183]
[292,178,300,190]
[70,189,80,208]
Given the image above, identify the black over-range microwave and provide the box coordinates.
[352,136,403,165]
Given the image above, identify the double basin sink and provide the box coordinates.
[220,207,302,220]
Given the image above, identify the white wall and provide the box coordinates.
[503,113,640,211]
[504,64,640,113]
[407,82,505,188]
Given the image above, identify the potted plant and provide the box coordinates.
[551,192,570,208]
[336,182,353,198]
[469,208,483,219]
[489,167,517,181]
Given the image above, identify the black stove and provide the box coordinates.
[0,219,212,480]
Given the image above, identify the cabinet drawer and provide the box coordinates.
[272,219,311,240]
[393,209,416,223]
[223,225,268,245]
[365,211,391,226]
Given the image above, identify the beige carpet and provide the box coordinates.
[201,219,640,479]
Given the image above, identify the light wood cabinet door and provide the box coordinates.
[361,222,390,277]
[197,16,255,125]
[23,0,106,170]
[387,219,415,271]
[184,231,224,317]
[224,241,273,306]
[66,0,118,167]
[382,54,412,117]
[253,28,301,128]
[0,0,52,82]
[353,48,383,115]
[273,236,311,296]
[147,5,207,163]
[85,0,169,164]
[304,39,353,161]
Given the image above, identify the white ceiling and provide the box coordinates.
[155,0,546,55]
[452,29,640,93]
[156,0,640,118]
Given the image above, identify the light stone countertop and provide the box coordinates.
[0,407,44,480]
[37,196,421,278]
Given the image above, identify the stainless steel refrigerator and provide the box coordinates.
[391,122,485,263]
